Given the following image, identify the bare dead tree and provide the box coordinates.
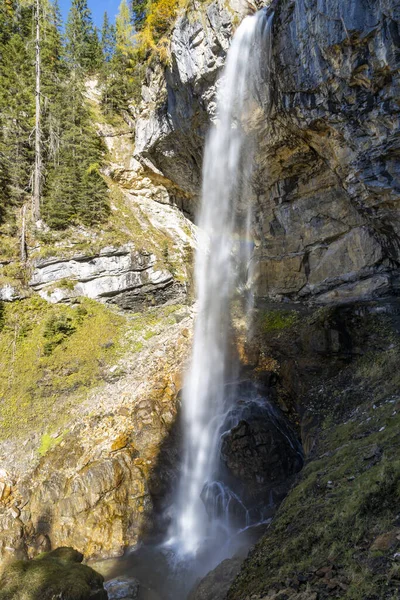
[32,0,41,222]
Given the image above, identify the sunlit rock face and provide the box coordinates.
[0,314,192,565]
[134,0,400,304]
[30,245,180,309]
[134,0,252,218]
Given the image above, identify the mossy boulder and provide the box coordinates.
[0,547,107,600]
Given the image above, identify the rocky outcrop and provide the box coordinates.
[227,299,400,600]
[0,309,193,565]
[134,0,252,217]
[0,547,107,600]
[134,0,400,304]
[30,245,180,309]
[188,557,243,600]
[221,406,303,486]
[250,0,400,304]
[105,576,139,600]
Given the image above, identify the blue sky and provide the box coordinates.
[59,0,121,28]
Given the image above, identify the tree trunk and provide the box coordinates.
[20,205,27,262]
[33,0,41,222]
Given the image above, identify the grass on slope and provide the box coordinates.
[0,297,124,441]
[229,344,400,600]
[0,297,184,451]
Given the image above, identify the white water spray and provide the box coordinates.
[167,9,274,559]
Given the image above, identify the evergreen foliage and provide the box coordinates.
[0,0,110,230]
[65,0,101,73]
[0,0,185,232]
[43,75,109,229]
[101,11,116,63]
[131,0,147,30]
[100,0,142,113]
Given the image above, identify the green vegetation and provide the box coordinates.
[0,0,109,231]
[0,547,106,600]
[260,308,299,332]
[0,297,183,445]
[0,296,124,439]
[230,338,400,600]
[38,431,66,456]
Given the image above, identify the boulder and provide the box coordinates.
[105,576,139,600]
[0,547,107,600]
[188,557,243,600]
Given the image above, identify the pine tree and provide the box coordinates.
[131,0,147,30]
[43,76,109,229]
[101,11,116,64]
[101,0,142,114]
[116,0,135,58]
[0,127,11,224]
[0,3,35,206]
[33,0,42,222]
[65,0,99,73]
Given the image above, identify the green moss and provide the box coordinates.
[38,431,68,457]
[0,547,106,600]
[230,370,400,599]
[261,309,299,332]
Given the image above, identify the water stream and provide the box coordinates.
[96,9,280,599]
[165,6,274,565]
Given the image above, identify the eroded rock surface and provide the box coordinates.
[30,245,180,309]
[0,311,193,565]
[134,0,252,216]
[135,0,400,304]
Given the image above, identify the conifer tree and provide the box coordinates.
[33,0,42,221]
[101,11,116,64]
[116,0,135,57]
[0,2,35,205]
[101,0,142,113]
[131,0,147,30]
[43,76,109,229]
[65,0,99,73]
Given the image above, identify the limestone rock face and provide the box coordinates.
[134,0,400,303]
[30,245,179,309]
[134,0,251,217]
[0,312,193,565]
[250,0,400,304]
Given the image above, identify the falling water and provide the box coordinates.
[166,9,274,561]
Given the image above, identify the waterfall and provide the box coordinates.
[166,8,274,560]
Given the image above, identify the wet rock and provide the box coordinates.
[105,576,139,599]
[221,407,303,485]
[188,557,243,600]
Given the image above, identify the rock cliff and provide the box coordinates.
[135,0,400,304]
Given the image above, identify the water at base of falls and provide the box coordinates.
[163,6,275,572]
